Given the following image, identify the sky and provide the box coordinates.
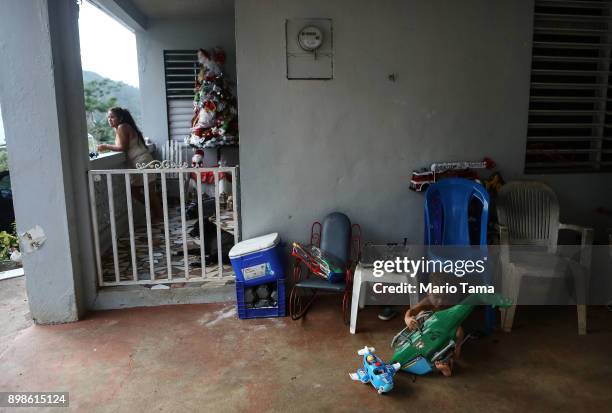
[78,0,140,87]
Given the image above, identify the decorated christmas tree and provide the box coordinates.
[185,47,238,149]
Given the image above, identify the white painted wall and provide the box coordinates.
[235,0,612,245]
[135,15,236,147]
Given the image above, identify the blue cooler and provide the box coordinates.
[229,233,284,286]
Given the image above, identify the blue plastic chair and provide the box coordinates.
[289,212,362,324]
[424,178,489,245]
[423,178,495,331]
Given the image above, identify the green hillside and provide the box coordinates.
[82,71,141,123]
[82,71,141,148]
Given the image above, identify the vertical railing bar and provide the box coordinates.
[196,170,206,279]
[215,170,223,277]
[143,171,155,281]
[106,174,120,283]
[161,172,172,281]
[231,167,239,244]
[88,172,103,286]
[124,173,138,281]
[172,141,176,178]
[179,171,189,279]
[178,142,182,169]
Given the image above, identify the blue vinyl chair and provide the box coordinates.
[424,178,495,331]
[289,212,361,324]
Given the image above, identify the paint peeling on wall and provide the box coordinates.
[19,225,46,253]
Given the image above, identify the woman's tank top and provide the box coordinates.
[125,131,153,168]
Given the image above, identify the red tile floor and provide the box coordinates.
[1,278,611,412]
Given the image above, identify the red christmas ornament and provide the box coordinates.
[204,100,217,112]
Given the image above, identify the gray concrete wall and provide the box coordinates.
[0,0,96,323]
[136,15,236,148]
[235,0,612,245]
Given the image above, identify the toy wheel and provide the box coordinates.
[377,387,385,395]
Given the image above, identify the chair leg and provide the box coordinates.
[577,305,587,335]
[484,306,496,334]
[289,263,317,321]
[503,305,517,332]
[289,263,303,320]
[342,269,353,326]
[288,284,302,320]
[503,273,522,333]
[499,308,507,328]
[342,289,350,325]
[349,268,362,334]
[289,286,317,321]
[570,262,588,335]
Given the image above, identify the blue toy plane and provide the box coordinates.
[349,346,401,394]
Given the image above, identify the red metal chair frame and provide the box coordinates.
[289,221,361,324]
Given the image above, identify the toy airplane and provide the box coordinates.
[349,346,401,394]
[390,293,511,375]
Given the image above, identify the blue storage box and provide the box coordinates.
[229,233,284,286]
[236,278,286,319]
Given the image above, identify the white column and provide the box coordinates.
[0,0,95,323]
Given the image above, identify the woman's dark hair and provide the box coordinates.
[109,107,146,146]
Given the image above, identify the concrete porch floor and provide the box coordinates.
[1,284,611,412]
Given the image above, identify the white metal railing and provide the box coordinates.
[161,140,189,178]
[88,161,239,287]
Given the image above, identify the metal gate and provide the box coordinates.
[88,161,239,286]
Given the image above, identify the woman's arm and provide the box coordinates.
[97,125,130,152]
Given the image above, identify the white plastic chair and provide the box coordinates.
[497,181,593,335]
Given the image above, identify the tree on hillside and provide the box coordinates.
[84,79,119,147]
[0,148,8,172]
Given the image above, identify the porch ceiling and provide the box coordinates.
[130,0,233,18]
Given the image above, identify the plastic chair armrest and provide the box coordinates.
[559,223,593,268]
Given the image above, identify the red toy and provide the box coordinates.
[410,157,495,192]
[291,242,346,283]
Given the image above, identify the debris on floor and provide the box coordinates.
[101,205,235,282]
